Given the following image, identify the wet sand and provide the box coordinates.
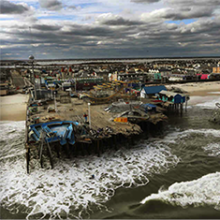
[167,81,220,96]
[168,81,220,106]
[0,94,28,121]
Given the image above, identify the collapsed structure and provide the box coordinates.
[24,70,189,173]
[1,60,196,173]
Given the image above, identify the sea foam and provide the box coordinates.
[0,121,179,219]
[203,143,220,157]
[195,97,220,109]
[140,172,220,210]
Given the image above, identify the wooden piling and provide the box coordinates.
[46,141,54,168]
[114,135,118,150]
[55,144,60,158]
[74,143,78,157]
[81,143,85,156]
[39,143,44,168]
[97,140,100,157]
[100,140,104,153]
[26,147,30,174]
[86,143,91,155]
[180,103,183,116]
[66,143,71,158]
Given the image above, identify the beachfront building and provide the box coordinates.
[118,72,148,83]
[213,66,220,74]
[158,90,187,104]
[140,85,167,98]
[209,64,220,80]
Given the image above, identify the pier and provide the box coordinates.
[25,81,189,173]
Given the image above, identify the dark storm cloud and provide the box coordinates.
[0,0,30,14]
[39,0,63,11]
[63,25,117,37]
[33,24,62,31]
[97,14,144,26]
[131,0,161,3]
[160,0,220,20]
[158,7,215,20]
[1,10,220,59]
[166,0,220,7]
[138,0,220,24]
[100,17,143,26]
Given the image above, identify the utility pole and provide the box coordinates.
[29,55,36,99]
[29,26,37,100]
[54,91,57,113]
[88,103,91,129]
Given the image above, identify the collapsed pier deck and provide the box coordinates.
[25,92,169,173]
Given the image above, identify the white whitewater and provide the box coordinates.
[141,172,220,211]
[203,143,220,157]
[0,121,179,219]
[140,128,220,211]
[195,97,220,109]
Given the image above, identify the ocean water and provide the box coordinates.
[1,97,220,219]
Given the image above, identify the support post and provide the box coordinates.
[180,103,183,116]
[66,142,71,158]
[97,140,100,157]
[46,141,54,168]
[55,144,60,158]
[88,103,91,129]
[26,148,30,174]
[114,135,118,150]
[39,142,44,168]
[81,143,85,156]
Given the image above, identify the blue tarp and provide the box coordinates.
[143,85,167,95]
[143,103,157,109]
[29,121,79,145]
[141,103,157,113]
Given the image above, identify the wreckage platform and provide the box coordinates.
[25,93,168,173]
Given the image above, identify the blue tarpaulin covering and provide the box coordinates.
[29,121,79,145]
[143,85,167,95]
[143,104,157,109]
[141,103,157,113]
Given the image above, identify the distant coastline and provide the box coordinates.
[1,56,220,62]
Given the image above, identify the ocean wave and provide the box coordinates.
[0,121,26,161]
[0,121,179,219]
[195,97,220,109]
[208,92,220,95]
[140,172,220,210]
[203,143,220,157]
[160,128,220,144]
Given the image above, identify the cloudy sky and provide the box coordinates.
[1,0,220,60]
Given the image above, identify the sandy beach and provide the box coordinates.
[166,81,220,96]
[167,81,220,106]
[0,94,28,121]
[0,81,219,121]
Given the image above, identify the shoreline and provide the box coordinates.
[0,81,219,122]
[166,81,220,95]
